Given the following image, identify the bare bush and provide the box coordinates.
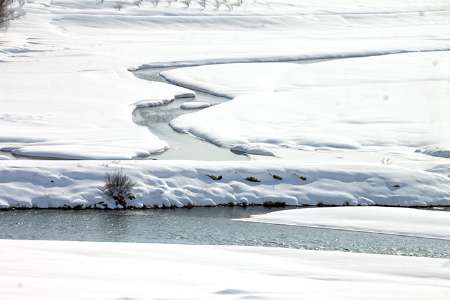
[198,0,206,9]
[180,0,191,8]
[225,0,243,10]
[103,170,136,208]
[0,0,13,27]
[114,2,123,10]
[95,0,245,11]
[1,0,25,27]
[214,0,225,9]
[150,0,160,7]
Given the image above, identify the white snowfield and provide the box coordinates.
[162,52,450,98]
[0,59,190,159]
[244,206,450,240]
[168,52,450,160]
[1,0,450,160]
[1,240,450,300]
[0,160,449,209]
[1,0,449,209]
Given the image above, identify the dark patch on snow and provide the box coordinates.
[207,174,223,181]
[245,176,260,183]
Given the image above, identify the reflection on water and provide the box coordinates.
[1,207,449,258]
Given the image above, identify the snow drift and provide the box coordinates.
[0,160,449,209]
[169,52,450,158]
[243,206,450,240]
[2,239,450,300]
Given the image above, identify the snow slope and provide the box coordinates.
[1,0,450,159]
[171,82,449,149]
[244,206,450,240]
[0,36,191,159]
[169,52,450,161]
[162,51,450,98]
[1,239,449,300]
[0,160,449,209]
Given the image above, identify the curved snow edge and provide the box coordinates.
[241,206,450,240]
[130,48,450,71]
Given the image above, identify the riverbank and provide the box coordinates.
[0,160,449,209]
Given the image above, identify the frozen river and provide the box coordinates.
[1,207,449,258]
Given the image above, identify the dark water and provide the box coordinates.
[1,207,449,258]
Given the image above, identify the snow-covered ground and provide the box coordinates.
[0,160,449,209]
[1,239,449,300]
[1,0,449,160]
[243,206,450,240]
[162,52,450,98]
[180,101,212,110]
[0,0,449,209]
[167,52,450,164]
[1,2,450,297]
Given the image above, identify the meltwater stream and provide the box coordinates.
[1,207,449,258]
[133,67,246,161]
[132,59,325,160]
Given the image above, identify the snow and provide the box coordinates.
[0,58,189,159]
[428,164,450,178]
[416,144,450,159]
[162,51,450,97]
[169,52,449,149]
[243,207,450,240]
[134,92,197,108]
[1,239,450,300]
[180,101,212,110]
[1,0,449,211]
[171,82,448,149]
[1,0,450,160]
[0,160,449,209]
[169,52,450,166]
[230,144,277,157]
[133,98,175,108]
[1,2,450,295]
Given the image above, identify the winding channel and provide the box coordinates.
[132,59,324,160]
[133,66,246,161]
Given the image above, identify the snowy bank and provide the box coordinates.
[161,51,450,98]
[169,52,450,158]
[1,240,449,300]
[0,160,449,209]
[243,207,450,240]
[0,60,191,159]
[180,101,212,110]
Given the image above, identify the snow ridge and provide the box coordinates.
[0,160,449,209]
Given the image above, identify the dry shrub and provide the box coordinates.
[103,170,136,208]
